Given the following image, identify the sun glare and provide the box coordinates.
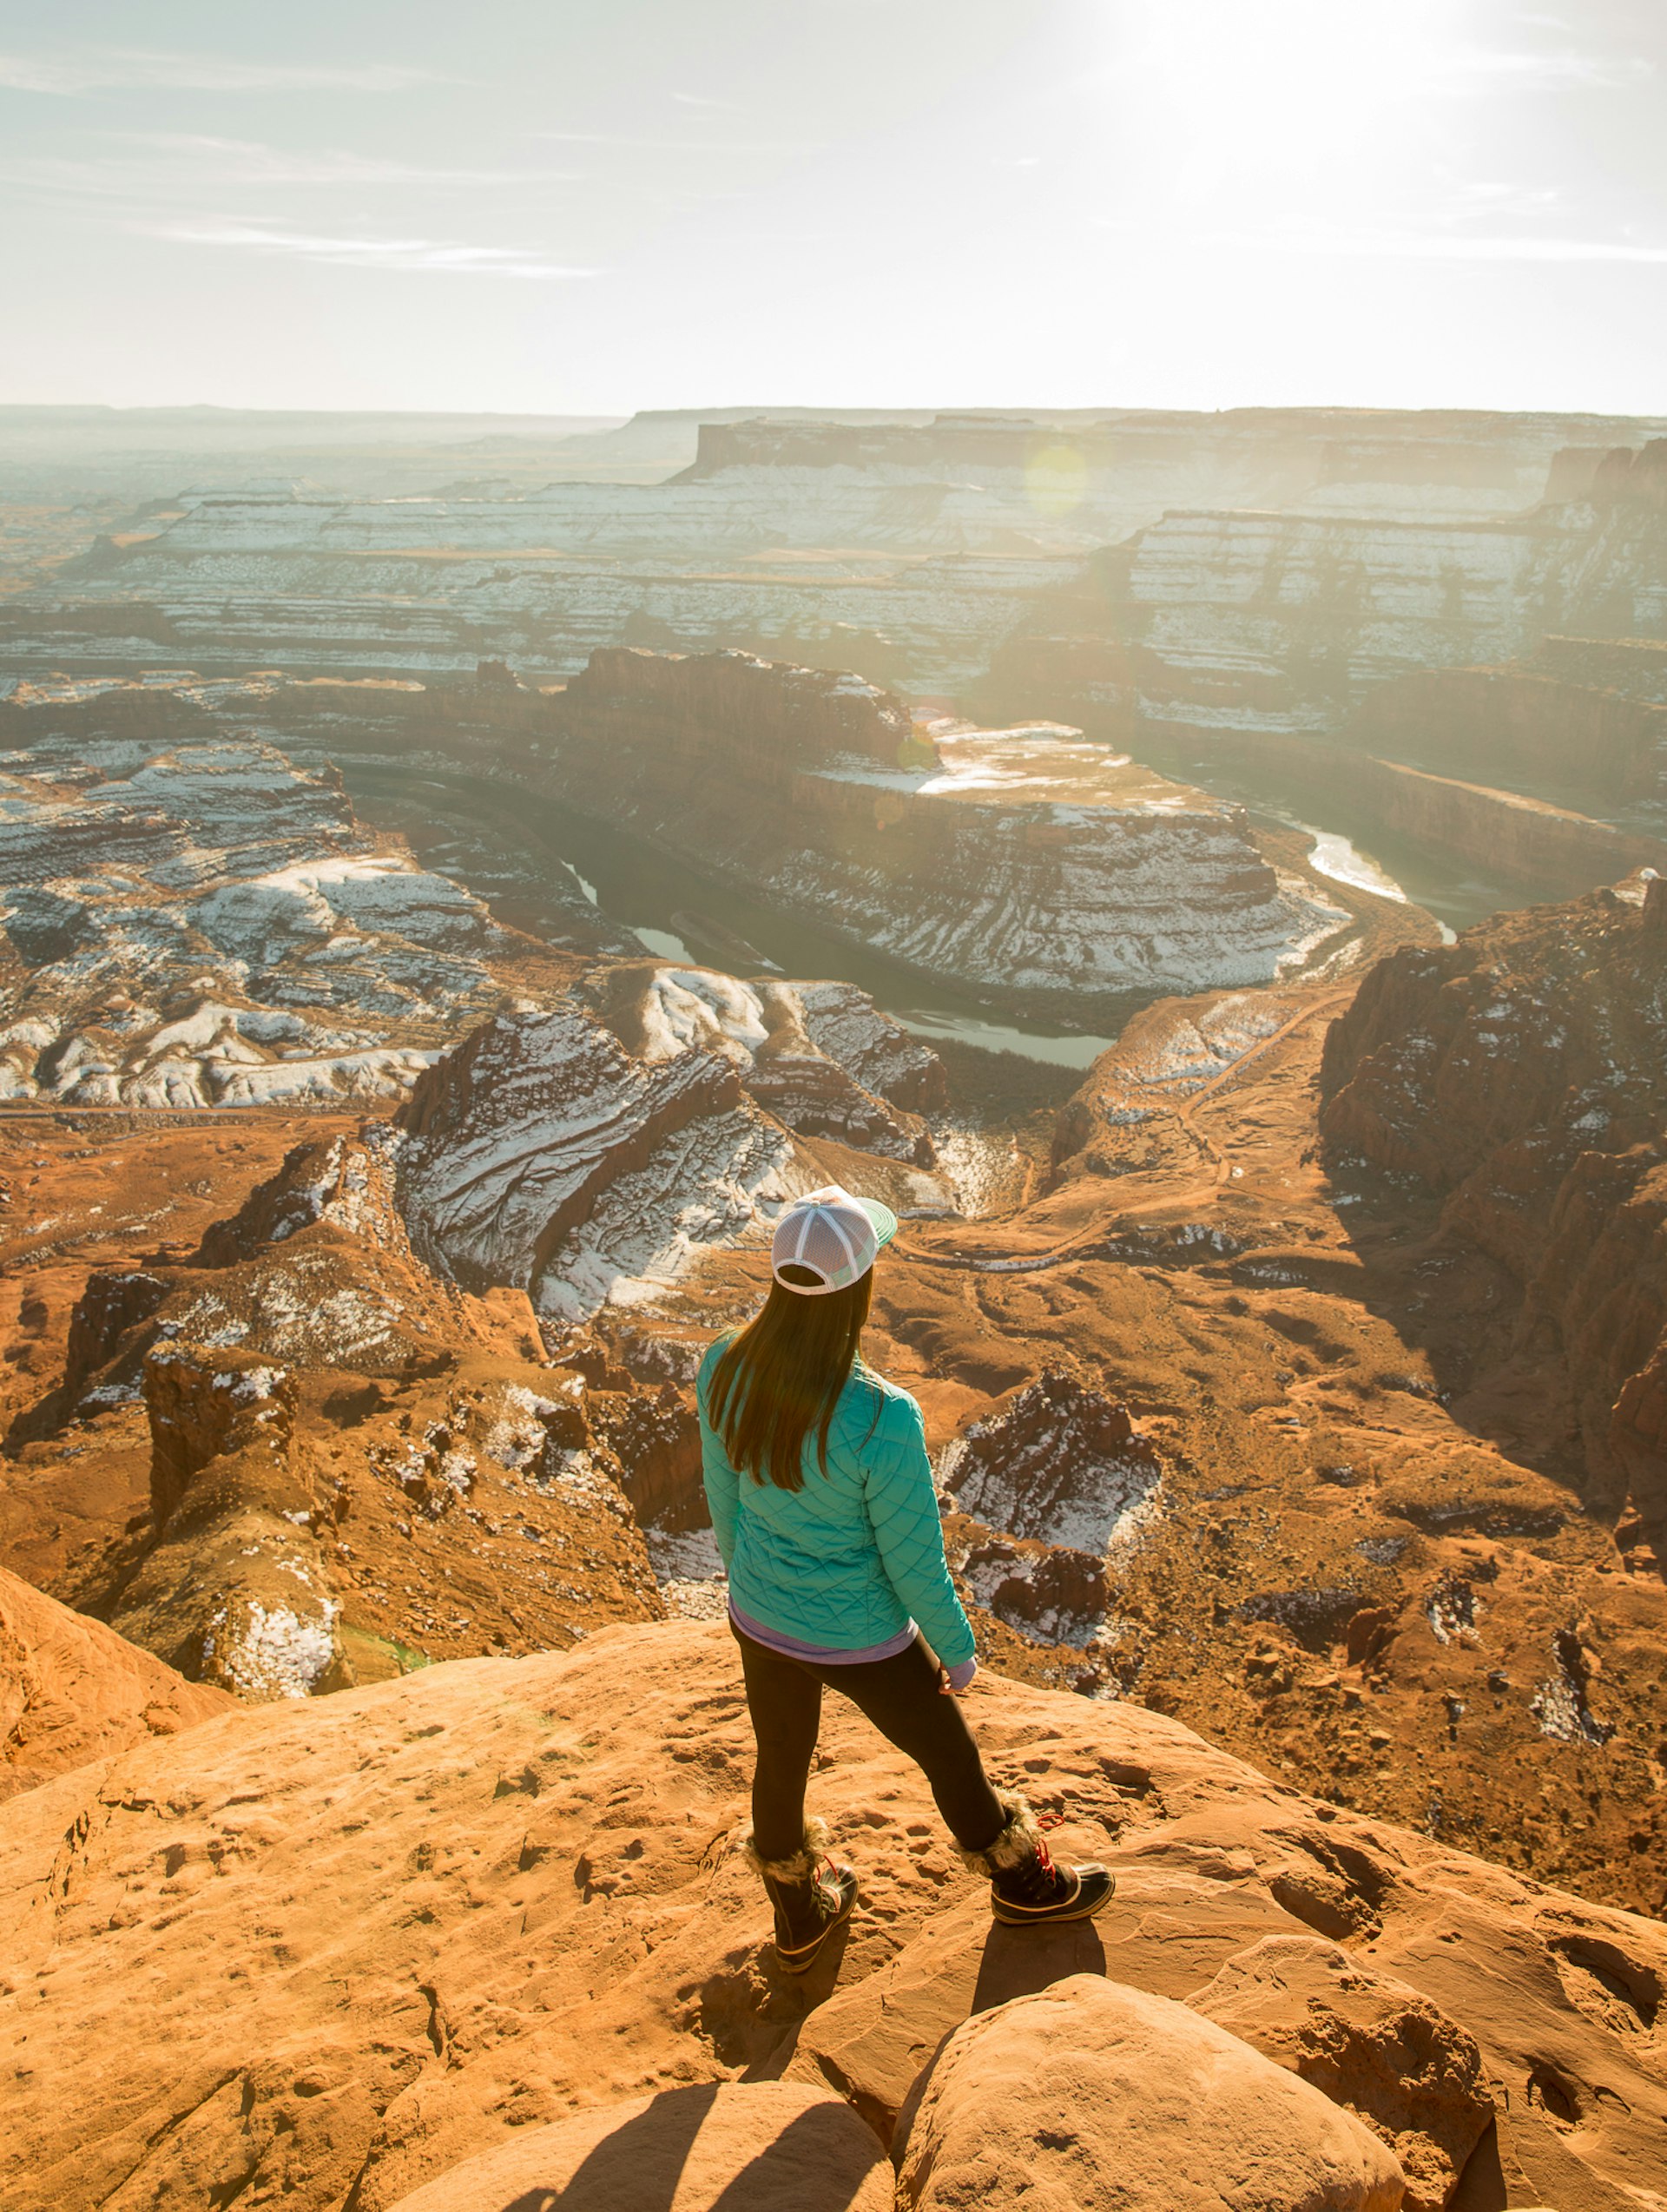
[1110,0,1460,202]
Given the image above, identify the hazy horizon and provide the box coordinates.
[3,0,1664,418]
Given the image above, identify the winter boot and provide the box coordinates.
[743,1820,859,1973]
[959,1790,1116,1926]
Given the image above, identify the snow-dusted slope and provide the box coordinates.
[0,727,566,1107]
[395,976,952,1321]
[39,407,1664,697]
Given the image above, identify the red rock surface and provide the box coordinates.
[3,1622,1663,2211]
[383,2082,893,2212]
[893,1975,1406,2212]
[1321,878,1667,1564]
[0,1564,232,1800]
[1189,1934,1492,2211]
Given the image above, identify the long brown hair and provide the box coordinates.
[707,1267,873,1490]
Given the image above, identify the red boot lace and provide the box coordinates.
[1029,1836,1058,1890]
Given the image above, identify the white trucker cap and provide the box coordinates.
[771,1183,898,1295]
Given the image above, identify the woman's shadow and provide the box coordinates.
[498,2079,883,2211]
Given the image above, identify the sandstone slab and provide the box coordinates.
[1189,1934,1492,2212]
[384,2081,891,2212]
[2,1624,1662,2212]
[786,1859,1308,2142]
[0,1565,233,1801]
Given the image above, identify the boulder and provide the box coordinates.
[894,1973,1407,2210]
[1189,1935,1492,2212]
[786,1865,1308,2143]
[383,2082,891,2212]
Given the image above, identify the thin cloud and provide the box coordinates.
[534,128,814,152]
[105,135,584,188]
[1440,45,1656,90]
[1236,227,1667,264]
[147,219,595,279]
[0,49,434,95]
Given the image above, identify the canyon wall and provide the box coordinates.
[1354,666,1667,806]
[1114,502,1667,721]
[1321,875,1667,1559]
[1132,721,1667,893]
[9,411,1664,708]
[679,405,1662,521]
[544,648,1369,1017]
[1535,631,1667,702]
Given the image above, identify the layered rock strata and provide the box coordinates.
[0,708,603,1107]
[21,408,1665,700]
[543,648,1361,1017]
[393,982,952,1324]
[599,964,939,1161]
[1109,451,1667,738]
[975,455,1667,894]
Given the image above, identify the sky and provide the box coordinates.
[2,0,1664,416]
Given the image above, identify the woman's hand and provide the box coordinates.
[938,1657,978,1696]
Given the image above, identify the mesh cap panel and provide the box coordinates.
[770,1185,896,1295]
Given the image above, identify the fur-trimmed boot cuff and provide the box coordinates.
[957,1789,1042,1873]
[741,1816,831,1886]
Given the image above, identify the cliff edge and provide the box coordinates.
[3,1610,1662,2209]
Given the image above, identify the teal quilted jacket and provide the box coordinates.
[696,1341,975,1668]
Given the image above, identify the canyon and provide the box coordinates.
[8,405,1666,925]
[3,401,1665,2209]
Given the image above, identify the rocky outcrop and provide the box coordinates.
[0,1564,232,1800]
[791,978,948,1113]
[546,648,1358,1017]
[48,1129,671,1688]
[583,960,940,1163]
[1320,878,1667,1554]
[894,1975,1406,2211]
[394,984,952,1323]
[940,1372,1158,1548]
[4,1620,1662,2210]
[393,1001,795,1321]
[1189,1936,1492,2211]
[106,1342,346,1700]
[0,716,588,1109]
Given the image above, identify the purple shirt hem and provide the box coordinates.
[728,1601,917,1667]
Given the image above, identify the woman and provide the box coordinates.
[699,1184,1114,1972]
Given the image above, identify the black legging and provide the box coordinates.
[735,1623,1006,1860]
